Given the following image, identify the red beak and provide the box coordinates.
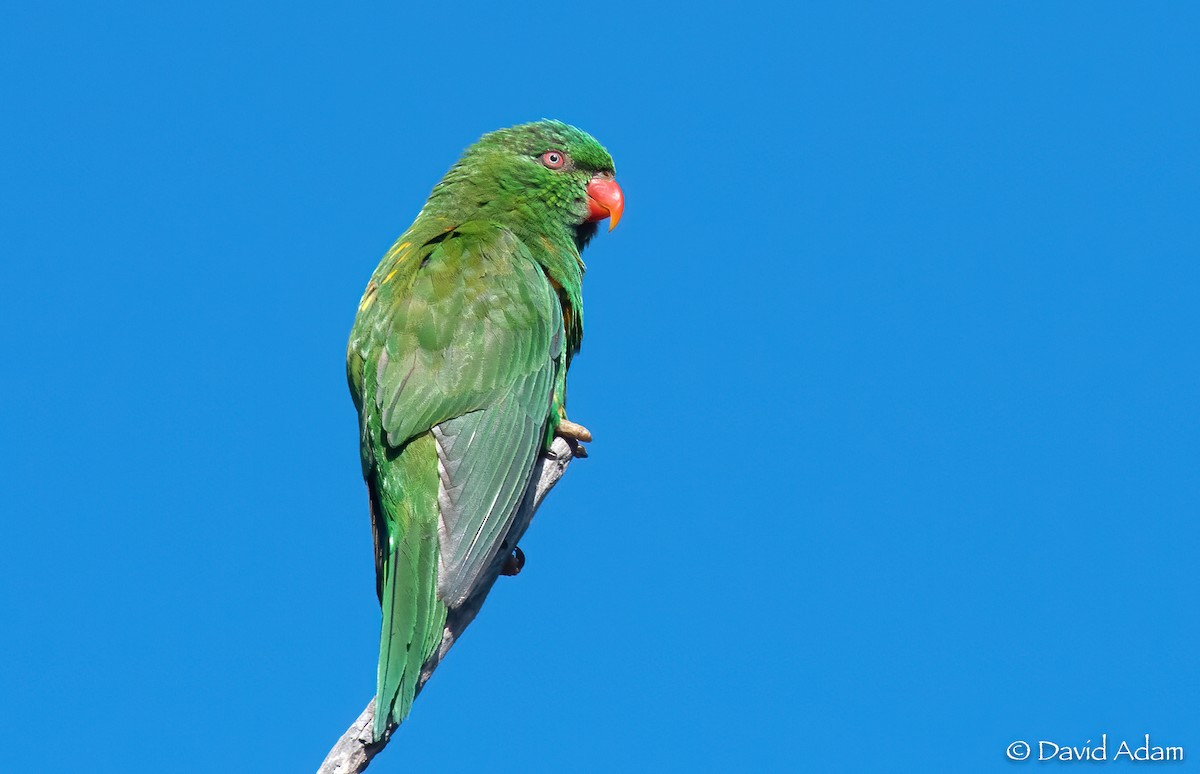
[586,176,624,231]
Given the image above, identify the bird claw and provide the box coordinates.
[500,546,525,576]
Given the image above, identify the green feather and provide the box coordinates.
[346,120,617,740]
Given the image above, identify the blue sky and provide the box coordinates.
[1,2,1197,772]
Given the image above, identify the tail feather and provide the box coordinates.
[372,433,448,741]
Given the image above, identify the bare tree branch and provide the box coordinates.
[317,437,578,774]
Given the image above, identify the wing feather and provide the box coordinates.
[346,220,564,733]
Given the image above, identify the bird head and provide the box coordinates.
[430,120,623,248]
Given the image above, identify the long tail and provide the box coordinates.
[371,433,448,741]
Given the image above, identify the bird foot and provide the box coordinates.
[556,419,592,443]
[500,546,526,576]
[555,419,591,458]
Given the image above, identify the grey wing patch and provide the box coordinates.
[431,366,553,607]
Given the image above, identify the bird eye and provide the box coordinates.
[540,150,567,169]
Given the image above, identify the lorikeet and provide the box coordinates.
[346,120,623,740]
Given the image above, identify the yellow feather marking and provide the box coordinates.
[381,242,414,282]
[358,280,378,311]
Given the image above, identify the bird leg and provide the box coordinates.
[500,546,526,576]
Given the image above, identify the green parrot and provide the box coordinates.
[346,120,623,741]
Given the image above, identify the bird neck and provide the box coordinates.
[424,173,588,356]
